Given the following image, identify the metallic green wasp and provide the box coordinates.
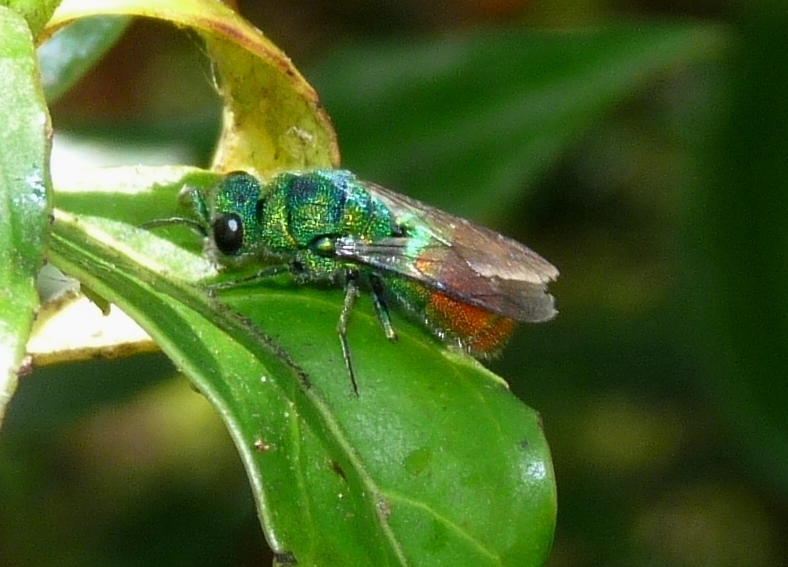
[177,169,558,393]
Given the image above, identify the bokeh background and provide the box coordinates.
[2,0,787,565]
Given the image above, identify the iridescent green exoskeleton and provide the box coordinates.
[177,169,558,394]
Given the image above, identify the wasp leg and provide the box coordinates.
[338,270,360,396]
[369,274,397,343]
[208,264,291,294]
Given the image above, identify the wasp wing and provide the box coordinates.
[335,182,559,323]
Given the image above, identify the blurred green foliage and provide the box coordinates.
[1,0,787,565]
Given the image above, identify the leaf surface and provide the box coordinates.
[0,6,51,426]
[50,166,556,566]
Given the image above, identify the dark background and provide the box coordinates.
[2,0,787,565]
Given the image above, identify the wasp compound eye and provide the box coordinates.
[212,213,244,256]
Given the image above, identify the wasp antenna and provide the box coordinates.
[141,217,207,237]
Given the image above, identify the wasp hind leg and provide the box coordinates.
[369,273,397,343]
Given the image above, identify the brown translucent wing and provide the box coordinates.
[335,181,559,323]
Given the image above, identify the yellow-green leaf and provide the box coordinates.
[43,0,339,174]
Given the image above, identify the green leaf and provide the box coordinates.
[0,6,52,426]
[44,0,339,172]
[1,0,60,36]
[37,15,132,103]
[50,167,556,566]
[311,23,726,221]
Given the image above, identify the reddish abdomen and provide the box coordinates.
[426,292,516,355]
